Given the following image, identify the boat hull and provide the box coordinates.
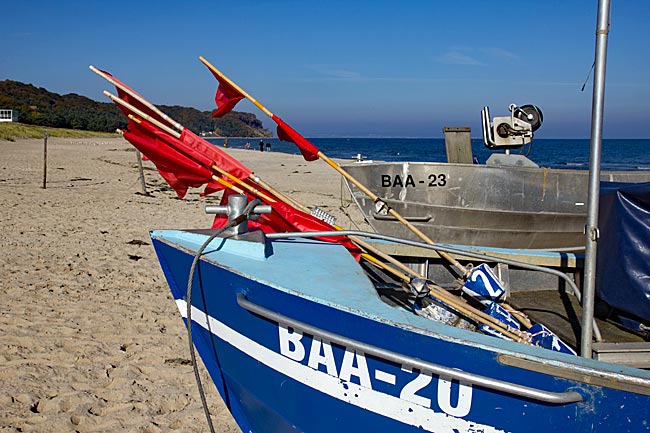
[341,161,650,249]
[151,230,650,433]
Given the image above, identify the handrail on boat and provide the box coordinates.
[372,213,432,222]
[236,293,584,405]
[265,229,603,344]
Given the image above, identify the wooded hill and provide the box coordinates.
[0,80,272,138]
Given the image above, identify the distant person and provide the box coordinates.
[259,139,264,152]
[266,142,271,152]
[244,141,251,150]
[223,138,229,148]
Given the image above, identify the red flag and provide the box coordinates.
[200,62,319,160]
[102,68,252,187]
[105,68,357,254]
[179,129,252,180]
[102,71,252,184]
[124,115,238,198]
[114,100,251,197]
[123,121,220,199]
[273,115,320,161]
[207,72,245,118]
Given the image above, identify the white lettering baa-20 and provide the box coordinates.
[278,324,472,417]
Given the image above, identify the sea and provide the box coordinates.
[207,137,650,172]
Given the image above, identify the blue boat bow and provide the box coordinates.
[151,228,650,433]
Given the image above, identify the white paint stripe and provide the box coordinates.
[176,299,505,433]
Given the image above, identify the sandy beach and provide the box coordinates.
[0,136,369,432]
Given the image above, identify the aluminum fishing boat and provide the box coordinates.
[342,104,650,250]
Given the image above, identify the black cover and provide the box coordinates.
[596,182,650,324]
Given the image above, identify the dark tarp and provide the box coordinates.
[596,182,650,325]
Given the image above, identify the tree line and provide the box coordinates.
[0,80,272,137]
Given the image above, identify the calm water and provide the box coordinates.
[208,138,650,171]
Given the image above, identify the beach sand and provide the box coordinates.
[0,137,370,432]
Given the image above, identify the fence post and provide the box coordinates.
[42,130,48,189]
[135,149,148,195]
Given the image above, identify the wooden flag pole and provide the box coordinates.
[192,59,310,209]
[353,234,530,336]
[105,91,180,137]
[253,176,310,212]
[199,56,469,278]
[90,66,184,131]
[317,152,467,275]
[361,253,411,282]
[355,236,528,338]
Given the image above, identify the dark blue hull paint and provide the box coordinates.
[151,230,650,433]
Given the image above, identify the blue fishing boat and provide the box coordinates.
[150,221,650,433]
[93,0,649,430]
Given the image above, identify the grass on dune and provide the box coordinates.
[0,123,118,141]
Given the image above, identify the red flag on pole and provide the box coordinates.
[273,115,320,162]
[208,73,245,118]
[199,59,320,161]
[99,67,250,183]
[123,120,220,199]
[109,93,251,197]
[199,58,245,118]
[179,128,251,180]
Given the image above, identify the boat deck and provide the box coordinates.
[509,290,643,345]
[364,240,650,368]
[510,289,650,368]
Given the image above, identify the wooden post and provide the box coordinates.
[135,149,148,195]
[42,130,48,189]
[443,126,473,164]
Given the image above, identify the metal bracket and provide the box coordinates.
[205,194,272,236]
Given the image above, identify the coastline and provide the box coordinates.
[0,136,368,432]
[207,137,650,171]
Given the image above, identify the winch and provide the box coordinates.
[481,103,543,150]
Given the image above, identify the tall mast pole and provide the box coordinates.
[581,0,611,358]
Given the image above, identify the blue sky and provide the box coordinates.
[2,0,649,138]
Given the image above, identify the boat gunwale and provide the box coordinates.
[341,160,650,177]
[150,230,650,391]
